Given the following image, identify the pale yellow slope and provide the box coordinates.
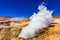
[11,19,60,40]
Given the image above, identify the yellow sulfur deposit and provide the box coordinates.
[0,18,60,40]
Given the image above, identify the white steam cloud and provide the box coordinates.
[18,4,53,38]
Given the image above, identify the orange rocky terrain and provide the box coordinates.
[0,16,60,40]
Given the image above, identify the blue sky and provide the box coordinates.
[0,0,60,17]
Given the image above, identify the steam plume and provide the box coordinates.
[18,4,53,38]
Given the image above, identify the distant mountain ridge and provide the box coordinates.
[0,16,59,22]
